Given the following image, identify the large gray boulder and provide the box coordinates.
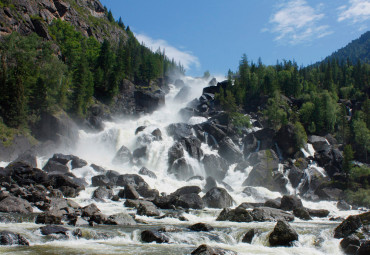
[202,187,234,209]
[216,208,253,222]
[202,154,228,181]
[0,231,29,246]
[251,207,294,222]
[269,220,298,247]
[0,196,33,214]
[218,137,243,164]
[134,90,165,113]
[112,145,132,165]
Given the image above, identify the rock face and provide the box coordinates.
[0,135,35,162]
[269,220,298,247]
[134,90,165,113]
[0,231,29,246]
[275,124,300,157]
[202,187,234,208]
[0,0,127,43]
[334,215,362,239]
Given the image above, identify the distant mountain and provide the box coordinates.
[322,31,370,64]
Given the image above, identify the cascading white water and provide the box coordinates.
[0,75,362,255]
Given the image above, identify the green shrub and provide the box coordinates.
[345,188,370,207]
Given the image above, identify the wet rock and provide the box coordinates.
[188,222,214,232]
[166,123,193,140]
[81,203,100,218]
[191,244,237,255]
[314,148,343,177]
[172,193,204,209]
[91,175,112,187]
[48,174,85,197]
[158,226,182,232]
[293,207,312,220]
[14,152,38,168]
[275,124,300,157]
[334,215,362,238]
[264,199,281,209]
[133,147,147,159]
[180,136,203,160]
[251,207,295,222]
[358,240,370,255]
[43,159,69,173]
[168,157,194,181]
[242,229,260,244]
[204,176,217,193]
[137,201,160,217]
[134,90,165,114]
[315,187,344,201]
[172,186,201,196]
[340,234,360,255]
[68,216,89,227]
[218,137,243,164]
[151,128,162,140]
[242,133,258,157]
[174,86,191,102]
[168,142,184,166]
[202,187,234,208]
[90,164,106,173]
[135,126,146,135]
[280,195,303,211]
[0,195,33,214]
[116,174,149,190]
[141,230,169,243]
[92,186,113,200]
[288,166,304,188]
[123,184,140,199]
[269,220,298,247]
[40,225,69,236]
[202,154,228,181]
[216,208,253,222]
[139,167,157,179]
[35,212,62,225]
[0,231,29,246]
[112,145,132,165]
[108,213,137,226]
[307,208,329,218]
[308,135,330,152]
[71,157,87,169]
[337,200,351,211]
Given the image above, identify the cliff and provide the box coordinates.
[0,0,127,43]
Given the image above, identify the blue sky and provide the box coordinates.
[100,0,370,77]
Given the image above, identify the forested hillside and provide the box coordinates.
[0,0,184,143]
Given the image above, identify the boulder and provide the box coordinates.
[168,158,194,181]
[275,124,299,157]
[43,159,69,174]
[202,187,234,208]
[48,174,85,197]
[242,229,260,244]
[269,220,298,247]
[340,234,360,255]
[91,175,112,187]
[0,231,29,246]
[123,184,140,199]
[138,167,157,179]
[35,212,62,225]
[71,157,87,169]
[14,152,37,168]
[115,174,149,190]
[293,207,312,220]
[133,147,147,159]
[264,199,281,209]
[168,142,184,166]
[92,186,113,200]
[315,187,344,201]
[134,90,165,113]
[307,208,330,218]
[108,213,137,226]
[188,223,214,232]
[242,133,258,157]
[308,135,330,152]
[334,215,362,239]
[358,240,370,255]
[40,225,69,236]
[337,200,351,211]
[166,123,193,140]
[218,137,243,164]
[314,148,343,177]
[172,193,204,209]
[81,203,100,218]
[5,161,48,186]
[288,166,304,188]
[216,208,253,222]
[141,230,169,243]
[172,186,201,196]
[151,128,162,140]
[0,196,33,214]
[191,244,237,255]
[202,154,228,181]
[137,201,160,217]
[251,207,295,222]
[280,195,303,211]
[112,145,132,165]
[204,176,217,193]
[180,136,203,160]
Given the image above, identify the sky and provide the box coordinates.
[100,0,370,77]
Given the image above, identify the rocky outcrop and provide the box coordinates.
[134,90,165,113]
[0,0,128,43]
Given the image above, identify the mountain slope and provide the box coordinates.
[0,0,127,43]
[323,31,370,64]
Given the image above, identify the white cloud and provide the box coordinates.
[135,33,200,71]
[338,0,370,23]
[267,0,332,44]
